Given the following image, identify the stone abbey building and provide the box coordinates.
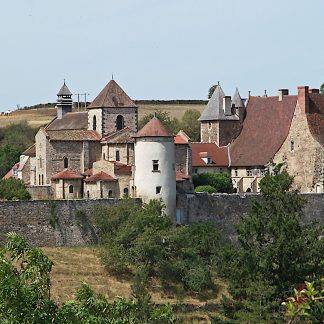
[14,80,191,216]
[6,79,324,210]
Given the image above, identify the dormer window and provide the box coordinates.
[207,157,212,164]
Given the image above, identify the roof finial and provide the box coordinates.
[153,111,157,118]
[248,91,251,97]
[264,90,267,97]
[63,78,66,85]
[112,73,114,80]
[217,81,220,86]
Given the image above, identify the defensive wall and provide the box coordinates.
[0,194,323,247]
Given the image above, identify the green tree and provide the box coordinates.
[138,110,181,134]
[217,165,324,321]
[0,178,31,200]
[0,233,175,323]
[0,145,21,178]
[180,109,201,141]
[208,84,218,99]
[320,83,324,94]
[94,199,220,293]
[193,173,234,193]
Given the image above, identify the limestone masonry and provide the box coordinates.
[0,194,322,247]
[4,79,324,217]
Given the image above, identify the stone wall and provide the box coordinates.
[0,194,322,247]
[176,193,324,241]
[0,199,140,247]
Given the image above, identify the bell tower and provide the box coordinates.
[56,80,73,119]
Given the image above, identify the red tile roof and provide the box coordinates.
[134,117,172,138]
[2,163,19,180]
[84,171,116,183]
[88,80,137,109]
[46,112,88,130]
[174,131,190,144]
[113,161,133,175]
[101,127,135,144]
[192,143,228,167]
[83,168,93,176]
[230,95,297,167]
[51,169,84,180]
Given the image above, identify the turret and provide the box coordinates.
[133,116,176,217]
[56,81,73,119]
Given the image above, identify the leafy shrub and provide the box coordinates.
[195,185,217,194]
[180,109,201,141]
[0,145,21,178]
[193,173,233,193]
[0,178,31,200]
[93,199,220,293]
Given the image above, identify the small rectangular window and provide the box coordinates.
[246,168,253,177]
[116,150,120,161]
[156,186,162,194]
[152,160,159,172]
[234,168,238,177]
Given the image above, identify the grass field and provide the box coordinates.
[0,103,205,129]
[43,246,225,323]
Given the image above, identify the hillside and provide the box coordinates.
[0,102,206,129]
[44,246,225,323]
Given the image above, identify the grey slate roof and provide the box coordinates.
[232,88,244,108]
[57,82,72,96]
[199,85,239,121]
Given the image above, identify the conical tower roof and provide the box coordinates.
[232,88,244,108]
[88,79,137,109]
[199,85,239,121]
[134,117,172,138]
[57,81,72,96]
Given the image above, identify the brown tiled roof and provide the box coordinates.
[84,171,116,183]
[46,112,88,130]
[2,163,19,180]
[113,161,132,175]
[101,127,135,144]
[174,131,190,144]
[230,95,297,167]
[134,117,172,138]
[22,144,36,157]
[307,93,324,146]
[88,80,137,109]
[51,169,84,180]
[192,143,228,167]
[46,130,101,141]
[83,168,93,176]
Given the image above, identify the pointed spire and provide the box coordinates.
[232,88,245,108]
[57,81,72,96]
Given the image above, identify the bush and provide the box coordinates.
[195,185,217,194]
[193,173,233,193]
[0,178,31,200]
[93,199,220,294]
[180,109,201,142]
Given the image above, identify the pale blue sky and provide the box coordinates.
[0,0,323,110]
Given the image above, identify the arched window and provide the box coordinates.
[108,190,113,198]
[41,175,44,185]
[69,185,74,194]
[246,188,251,193]
[87,191,90,198]
[116,150,120,162]
[93,115,97,131]
[123,187,129,197]
[116,115,124,130]
[63,157,68,168]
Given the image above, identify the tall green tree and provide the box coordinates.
[138,110,180,134]
[0,145,21,178]
[180,109,201,141]
[208,84,218,99]
[217,165,323,321]
[0,178,31,200]
[320,83,324,94]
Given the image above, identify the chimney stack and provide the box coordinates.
[223,96,232,116]
[309,88,319,94]
[278,89,289,101]
[297,86,309,114]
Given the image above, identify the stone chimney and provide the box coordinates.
[309,88,319,94]
[223,96,232,116]
[298,86,309,114]
[278,89,289,101]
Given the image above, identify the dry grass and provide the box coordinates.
[43,246,225,322]
[0,103,205,129]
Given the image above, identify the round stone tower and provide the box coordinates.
[133,116,176,217]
